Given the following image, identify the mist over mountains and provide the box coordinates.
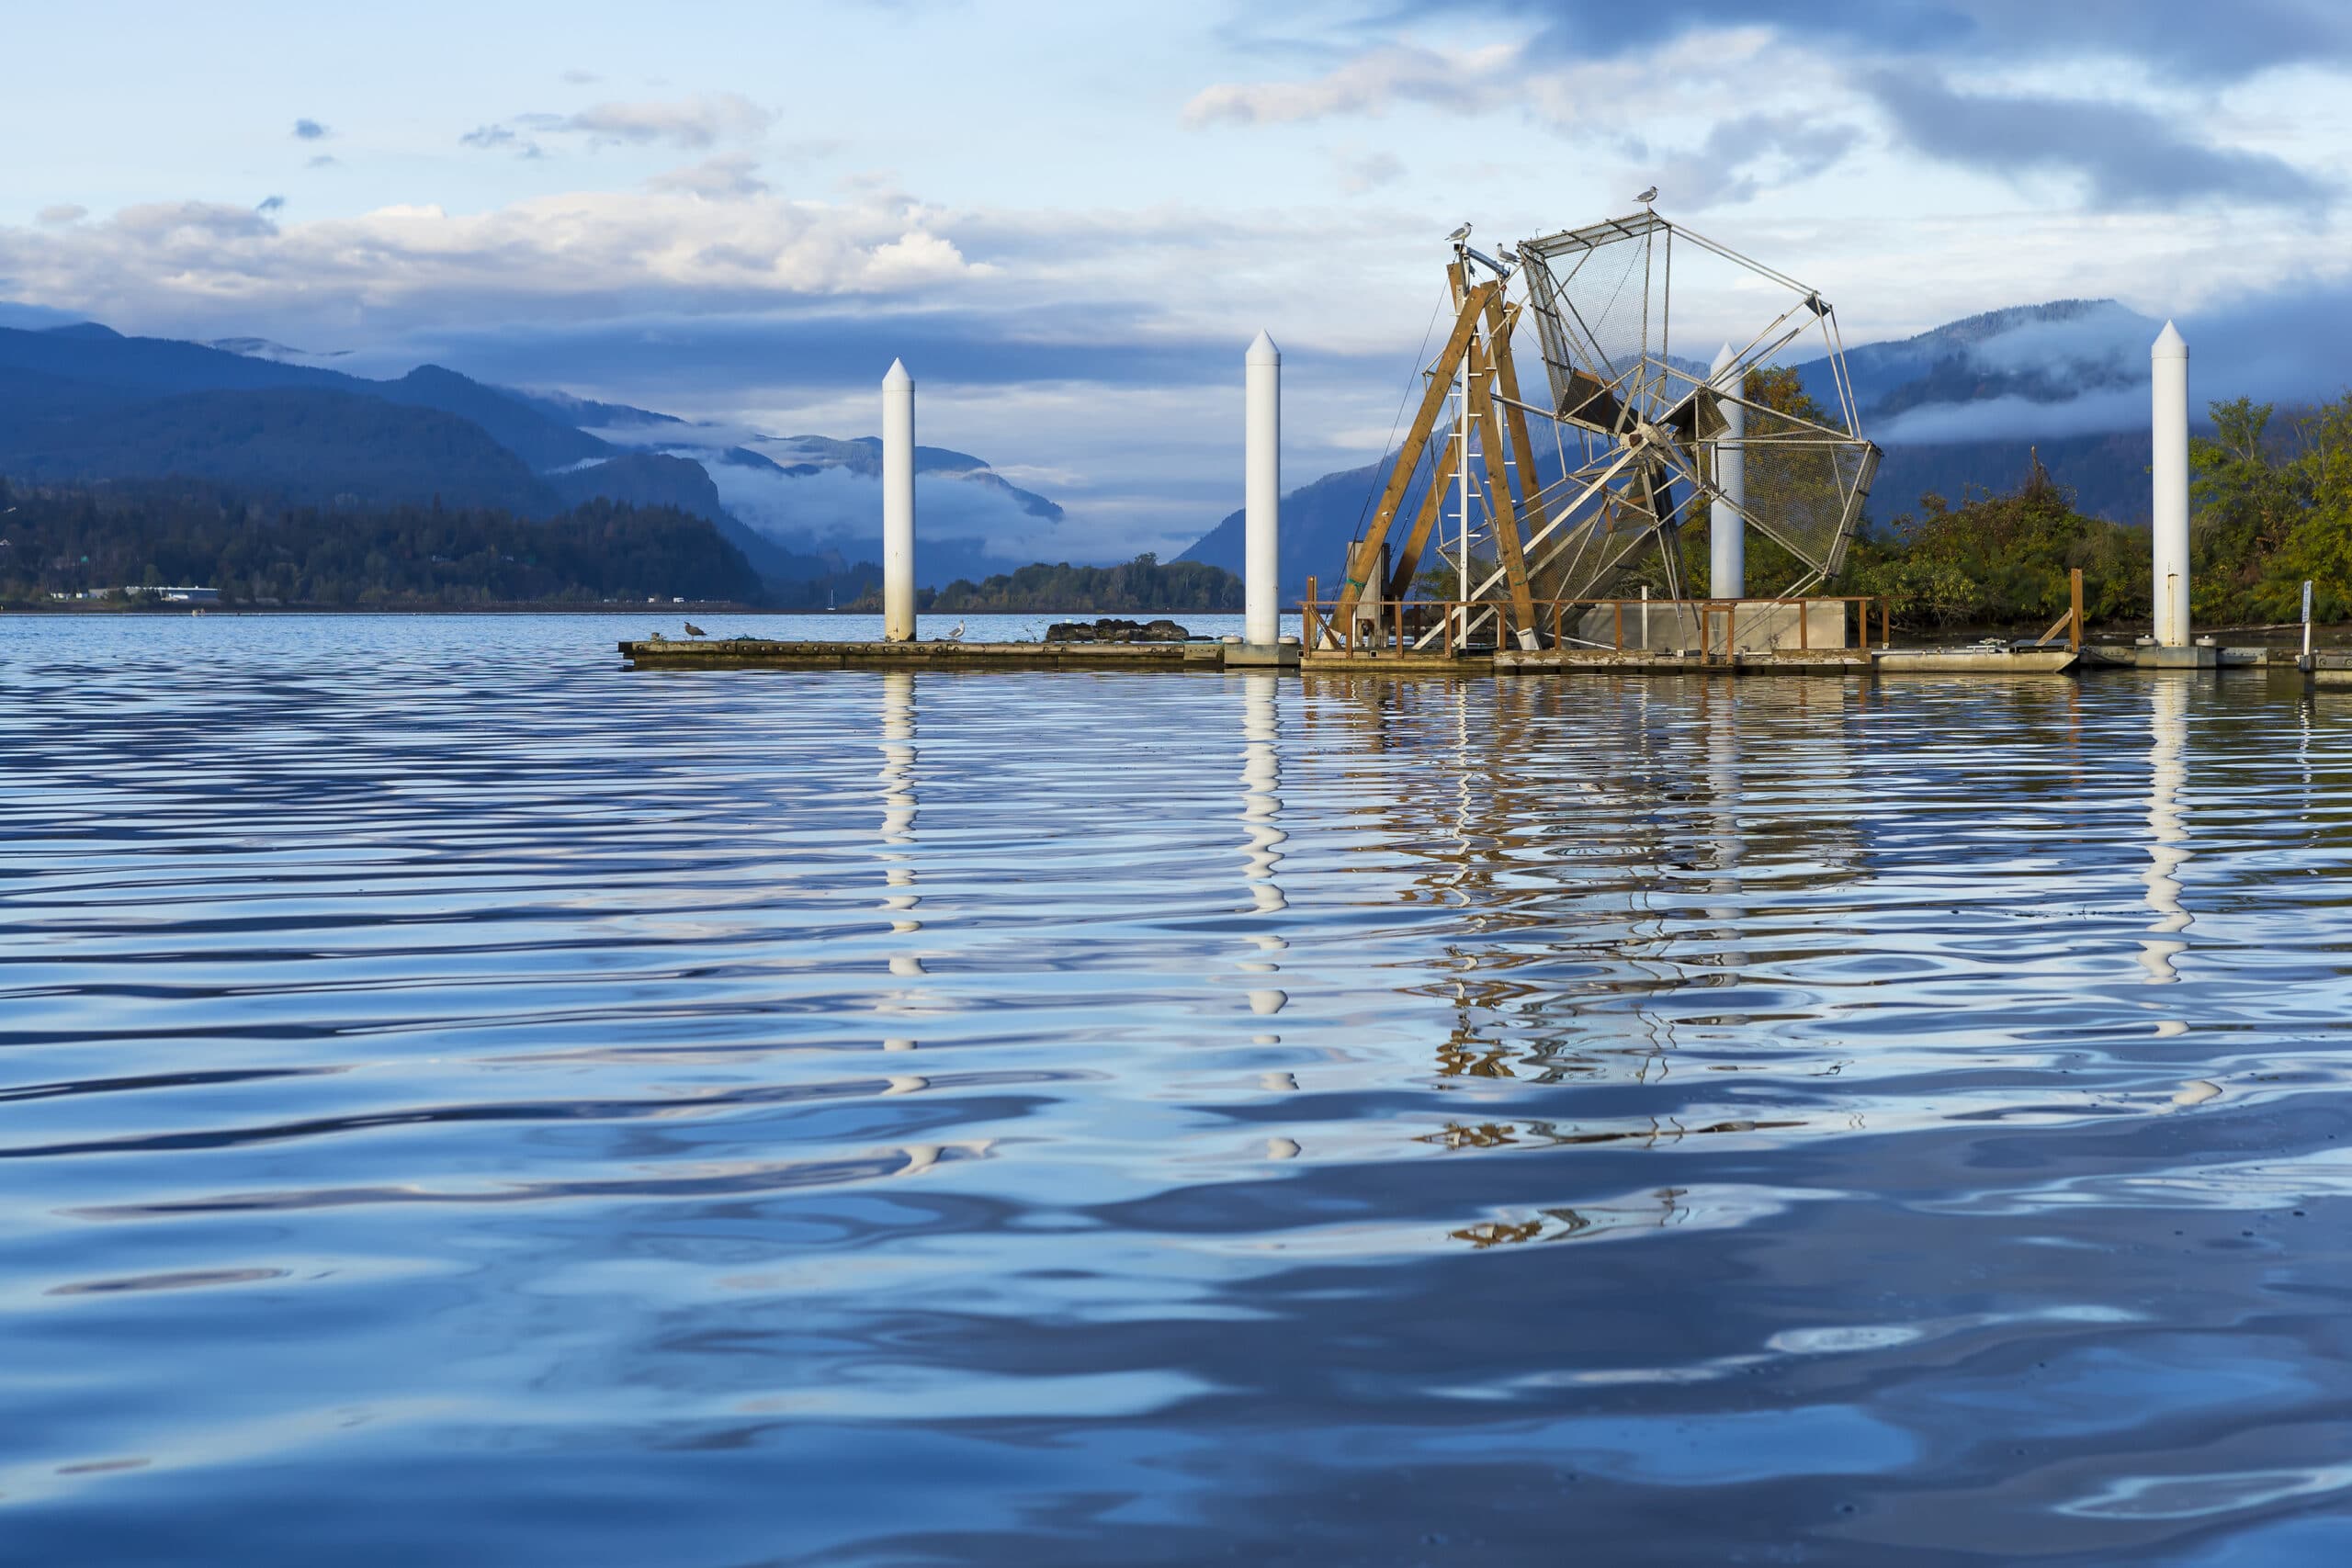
[0,290,2245,604]
[0,319,1075,602]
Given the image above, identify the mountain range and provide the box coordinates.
[2,293,2194,604]
[0,321,1071,603]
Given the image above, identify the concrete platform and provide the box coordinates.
[2136,644,2220,671]
[2301,651,2352,685]
[1223,640,1302,669]
[1492,648,1868,675]
[1875,647,2079,674]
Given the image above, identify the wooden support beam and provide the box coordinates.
[2034,569,2087,651]
[1385,423,1461,602]
[1468,354,1538,641]
[1482,299,1537,517]
[1336,279,1498,625]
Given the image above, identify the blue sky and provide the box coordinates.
[3,0,2349,554]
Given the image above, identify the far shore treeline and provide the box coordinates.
[0,479,768,608]
[9,388,2352,626]
[848,555,1244,615]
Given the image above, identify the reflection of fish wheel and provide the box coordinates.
[1332,209,1880,648]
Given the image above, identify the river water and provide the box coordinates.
[4,613,2350,1564]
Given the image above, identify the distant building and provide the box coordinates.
[132,586,222,604]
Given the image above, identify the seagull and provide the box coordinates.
[1498,246,1521,265]
[1635,186,1658,205]
[684,620,707,637]
[1447,222,1472,244]
[946,620,967,641]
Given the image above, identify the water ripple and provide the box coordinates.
[5,614,2352,1562]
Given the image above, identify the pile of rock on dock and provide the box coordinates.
[1043,617,1193,643]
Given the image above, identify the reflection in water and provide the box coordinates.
[1702,678,1751,1002]
[2140,678,2191,984]
[1239,673,1288,1021]
[11,615,2352,1565]
[877,672,924,1048]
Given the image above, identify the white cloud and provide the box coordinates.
[645,152,770,200]
[461,93,775,160]
[1184,43,1521,127]
[560,92,773,149]
[0,185,985,337]
[1327,147,1404,196]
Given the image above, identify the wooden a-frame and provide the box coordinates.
[1334,265,1544,644]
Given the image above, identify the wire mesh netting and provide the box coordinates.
[1347,212,1880,643]
[1736,403,1873,578]
[1500,212,1879,598]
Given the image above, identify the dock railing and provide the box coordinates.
[1300,576,1889,662]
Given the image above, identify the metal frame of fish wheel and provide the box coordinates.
[1329,209,1881,652]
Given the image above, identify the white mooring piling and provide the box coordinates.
[2151,321,2190,649]
[1709,343,1746,602]
[882,358,917,644]
[1245,332,1282,649]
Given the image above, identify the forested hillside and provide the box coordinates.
[0,479,763,607]
[851,554,1242,614]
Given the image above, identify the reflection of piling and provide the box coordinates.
[1242,673,1286,912]
[1240,673,1287,1016]
[883,359,917,644]
[878,672,924,997]
[2140,678,2190,984]
[2151,323,2190,649]
[1245,333,1282,649]
[1702,681,1747,961]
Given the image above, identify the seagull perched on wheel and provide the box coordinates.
[1447,221,1472,244]
[946,619,967,642]
[1635,186,1658,205]
[684,619,707,637]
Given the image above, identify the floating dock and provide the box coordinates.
[615,637,2155,677]
[620,629,2333,682]
[620,637,1229,671]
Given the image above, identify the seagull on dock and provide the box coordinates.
[684,620,707,637]
[946,620,967,641]
[1635,186,1658,206]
